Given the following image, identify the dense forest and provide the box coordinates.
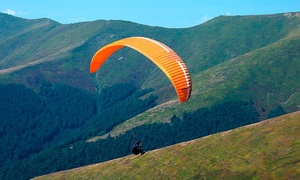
[0,83,157,179]
[0,83,96,166]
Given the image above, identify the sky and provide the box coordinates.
[1,0,299,28]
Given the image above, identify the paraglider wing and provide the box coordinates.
[90,37,192,103]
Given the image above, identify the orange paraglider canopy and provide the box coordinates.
[90,36,192,103]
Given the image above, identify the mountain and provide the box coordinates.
[34,111,300,179]
[0,12,300,179]
[1,12,299,108]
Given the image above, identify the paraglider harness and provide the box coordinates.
[131,133,145,155]
[132,141,145,155]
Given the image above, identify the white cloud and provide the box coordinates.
[200,15,213,23]
[71,17,85,23]
[4,9,16,15]
[225,12,231,16]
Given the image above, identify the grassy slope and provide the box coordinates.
[35,111,300,179]
[136,13,300,98]
[0,13,108,91]
[0,13,173,90]
[0,13,106,71]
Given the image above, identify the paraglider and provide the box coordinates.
[90,36,192,103]
[132,141,145,155]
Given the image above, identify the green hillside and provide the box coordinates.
[1,12,299,97]
[3,12,299,118]
[34,111,300,179]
